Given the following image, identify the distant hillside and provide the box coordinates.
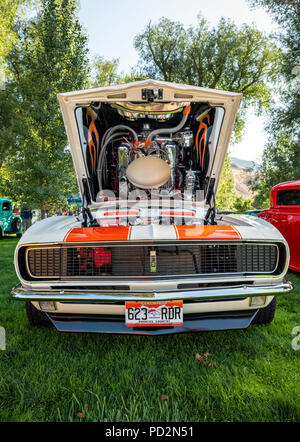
[231,156,259,171]
[230,156,260,199]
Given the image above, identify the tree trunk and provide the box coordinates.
[39,173,45,219]
[40,200,46,219]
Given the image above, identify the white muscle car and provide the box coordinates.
[11,80,293,334]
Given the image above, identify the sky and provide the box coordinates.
[78,0,278,164]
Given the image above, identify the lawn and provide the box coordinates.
[0,237,299,422]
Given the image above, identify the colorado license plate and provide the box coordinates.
[125,300,183,327]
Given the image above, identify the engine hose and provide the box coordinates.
[97,125,138,190]
[146,106,191,142]
[102,125,138,148]
[98,132,129,166]
[97,133,132,190]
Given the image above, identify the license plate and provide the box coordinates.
[125,300,183,327]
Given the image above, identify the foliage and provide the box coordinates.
[247,0,300,76]
[248,0,300,202]
[0,0,27,93]
[0,1,29,167]
[0,0,89,216]
[252,134,296,207]
[216,155,238,210]
[0,0,24,61]
[91,57,147,87]
[134,15,281,142]
[91,56,120,87]
[233,195,255,213]
[0,85,21,169]
[118,70,148,84]
[216,155,255,212]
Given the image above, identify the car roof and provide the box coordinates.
[271,180,300,191]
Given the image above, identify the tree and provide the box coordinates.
[91,56,120,87]
[0,0,89,217]
[247,0,300,201]
[0,85,21,169]
[247,1,299,77]
[134,15,281,141]
[0,1,25,159]
[215,155,255,212]
[0,0,24,62]
[252,134,296,207]
[216,155,238,211]
[233,195,254,213]
[91,57,147,87]
[0,1,27,175]
[118,70,148,84]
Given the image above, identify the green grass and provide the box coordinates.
[0,237,299,422]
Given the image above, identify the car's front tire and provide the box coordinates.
[11,217,21,233]
[252,297,276,325]
[25,302,52,327]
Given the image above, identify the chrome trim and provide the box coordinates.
[11,281,293,303]
[112,101,190,114]
[15,238,290,289]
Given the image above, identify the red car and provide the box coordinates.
[259,181,300,272]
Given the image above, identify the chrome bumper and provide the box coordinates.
[11,281,293,303]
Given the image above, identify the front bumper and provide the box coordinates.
[45,310,259,334]
[11,281,293,334]
[11,281,293,303]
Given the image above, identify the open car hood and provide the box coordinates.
[57,79,242,210]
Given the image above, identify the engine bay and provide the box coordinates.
[75,100,225,226]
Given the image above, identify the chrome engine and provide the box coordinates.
[118,138,178,197]
[96,108,197,202]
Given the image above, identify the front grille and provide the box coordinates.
[25,243,279,279]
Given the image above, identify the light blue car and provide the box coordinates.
[0,198,22,238]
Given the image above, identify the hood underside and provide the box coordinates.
[57,79,242,212]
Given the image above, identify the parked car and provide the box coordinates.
[259,181,300,272]
[0,198,22,238]
[11,80,293,335]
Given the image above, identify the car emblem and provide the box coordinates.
[150,250,157,273]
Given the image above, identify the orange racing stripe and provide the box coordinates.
[64,226,132,242]
[174,225,242,240]
[63,225,241,242]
